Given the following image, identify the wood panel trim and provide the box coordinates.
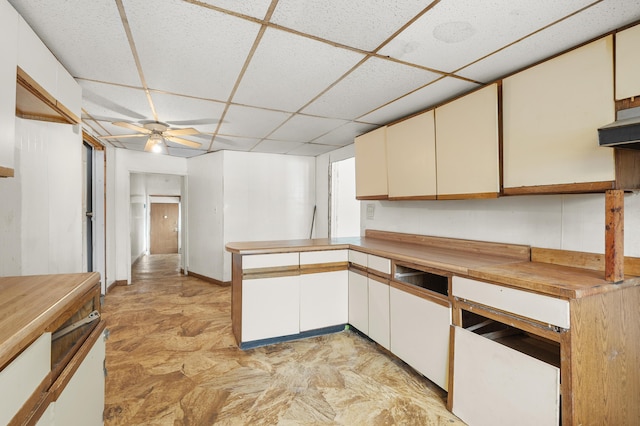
[243,267,299,280]
[299,262,348,275]
[82,131,105,150]
[454,299,563,343]
[446,324,456,412]
[390,280,450,307]
[348,266,368,277]
[48,321,106,401]
[614,149,640,190]
[387,195,437,201]
[531,247,640,277]
[605,189,625,282]
[45,283,100,334]
[8,371,52,426]
[436,192,499,200]
[231,253,242,345]
[559,329,573,426]
[503,181,615,195]
[0,166,15,178]
[356,195,388,200]
[365,229,530,260]
[114,279,128,287]
[16,67,80,125]
[367,273,389,285]
[615,96,640,111]
[187,271,231,286]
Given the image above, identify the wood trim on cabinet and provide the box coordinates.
[605,189,624,282]
[615,96,640,111]
[45,283,100,334]
[231,253,242,346]
[0,165,15,178]
[356,195,388,200]
[503,181,616,195]
[614,148,640,190]
[446,324,456,412]
[348,266,368,277]
[299,262,348,275]
[454,299,563,343]
[387,195,437,201]
[8,371,52,426]
[531,247,640,277]
[367,273,389,285]
[559,329,573,426]
[390,280,450,307]
[436,192,499,200]
[242,265,299,279]
[365,229,531,260]
[16,67,80,125]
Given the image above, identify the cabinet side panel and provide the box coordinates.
[355,127,388,198]
[615,24,640,100]
[570,285,640,425]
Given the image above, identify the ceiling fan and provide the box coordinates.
[99,121,205,153]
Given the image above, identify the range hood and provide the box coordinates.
[598,107,640,150]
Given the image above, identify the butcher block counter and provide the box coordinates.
[0,272,106,425]
[227,230,640,425]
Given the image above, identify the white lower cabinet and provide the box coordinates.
[48,333,106,425]
[348,271,368,334]
[242,275,300,342]
[389,287,450,390]
[452,326,560,426]
[300,270,348,332]
[368,276,390,350]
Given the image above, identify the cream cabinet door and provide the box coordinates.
[355,126,388,199]
[299,270,348,332]
[348,270,368,334]
[0,0,18,176]
[386,110,436,199]
[503,36,615,189]
[368,277,390,350]
[390,287,451,390]
[616,24,640,100]
[436,84,499,198]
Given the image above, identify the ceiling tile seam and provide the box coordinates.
[207,0,280,151]
[114,0,158,122]
[452,0,606,80]
[81,109,120,145]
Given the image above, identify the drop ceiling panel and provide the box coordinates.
[219,105,292,138]
[379,0,595,73]
[268,114,350,142]
[458,0,640,82]
[360,77,480,124]
[150,92,226,133]
[79,80,151,123]
[122,0,260,100]
[303,56,441,119]
[312,122,378,146]
[167,147,206,158]
[8,0,140,86]
[287,143,337,156]
[233,27,365,112]
[270,0,436,51]
[251,140,305,154]
[196,0,272,20]
[210,136,257,152]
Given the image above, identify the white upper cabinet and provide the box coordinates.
[17,17,58,98]
[616,24,640,100]
[355,126,388,199]
[0,0,18,176]
[503,36,615,190]
[386,110,437,199]
[435,84,500,198]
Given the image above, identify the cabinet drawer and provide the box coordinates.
[348,250,367,268]
[300,249,348,265]
[452,326,560,426]
[0,332,51,426]
[453,276,569,329]
[242,252,299,270]
[367,254,391,275]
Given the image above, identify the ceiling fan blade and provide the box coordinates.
[98,133,148,139]
[112,121,151,134]
[164,127,200,136]
[165,136,202,148]
[166,118,222,126]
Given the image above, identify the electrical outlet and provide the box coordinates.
[366,203,375,219]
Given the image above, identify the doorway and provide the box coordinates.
[330,157,360,238]
[150,202,179,254]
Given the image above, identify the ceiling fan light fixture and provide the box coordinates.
[147,133,167,154]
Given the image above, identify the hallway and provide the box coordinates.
[102,254,464,425]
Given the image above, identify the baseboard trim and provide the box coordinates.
[187,271,231,287]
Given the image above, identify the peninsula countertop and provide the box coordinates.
[226,232,640,300]
[0,272,100,370]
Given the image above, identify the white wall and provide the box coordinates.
[362,192,640,257]
[0,118,83,276]
[109,149,187,284]
[186,152,223,280]
[186,150,316,282]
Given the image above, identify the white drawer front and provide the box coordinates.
[0,332,51,426]
[348,250,367,268]
[242,252,299,270]
[453,276,570,329]
[452,326,560,426]
[300,249,348,265]
[367,254,391,275]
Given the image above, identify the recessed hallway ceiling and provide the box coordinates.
[9,0,640,157]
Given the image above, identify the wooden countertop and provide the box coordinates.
[0,272,100,370]
[226,231,640,300]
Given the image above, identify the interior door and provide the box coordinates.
[150,203,179,254]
